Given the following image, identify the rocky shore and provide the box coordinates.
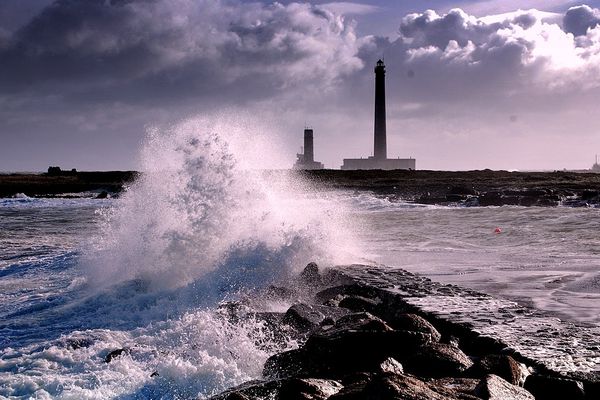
[3,169,600,206]
[0,170,600,207]
[0,171,137,198]
[294,170,600,207]
[208,263,600,400]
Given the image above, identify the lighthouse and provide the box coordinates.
[293,128,324,170]
[341,60,416,170]
[374,59,387,160]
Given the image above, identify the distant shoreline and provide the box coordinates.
[0,171,138,198]
[2,169,600,206]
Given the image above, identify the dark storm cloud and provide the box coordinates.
[3,1,600,171]
[5,1,600,111]
[564,4,600,35]
[0,0,365,105]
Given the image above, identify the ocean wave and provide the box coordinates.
[0,116,362,398]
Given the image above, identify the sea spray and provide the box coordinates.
[24,115,360,398]
[83,116,359,292]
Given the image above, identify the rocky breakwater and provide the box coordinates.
[210,263,600,400]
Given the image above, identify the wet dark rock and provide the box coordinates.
[430,378,481,400]
[379,357,404,375]
[96,190,109,199]
[446,194,467,202]
[580,190,600,201]
[278,378,343,399]
[212,263,600,399]
[314,284,385,306]
[404,343,473,378]
[264,313,430,379]
[417,193,448,205]
[64,337,95,350]
[459,334,506,358]
[211,378,343,400]
[282,303,349,333]
[329,372,459,400]
[337,295,380,313]
[463,196,480,207]
[263,348,314,379]
[386,313,442,342]
[299,262,322,287]
[443,335,461,348]
[567,371,600,399]
[104,348,130,363]
[476,374,534,400]
[209,379,281,400]
[323,312,392,333]
[467,354,525,386]
[448,186,477,196]
[340,372,373,387]
[474,192,503,207]
[524,374,585,400]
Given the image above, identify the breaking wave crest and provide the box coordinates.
[0,115,361,399]
[83,116,358,292]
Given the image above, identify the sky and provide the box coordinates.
[2,0,600,171]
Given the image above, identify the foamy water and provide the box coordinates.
[2,118,600,398]
[0,118,360,399]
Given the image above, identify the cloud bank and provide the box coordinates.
[0,0,365,103]
[2,1,600,170]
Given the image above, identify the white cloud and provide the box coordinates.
[393,7,600,93]
[318,2,380,16]
[456,0,577,16]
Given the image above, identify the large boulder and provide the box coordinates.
[467,354,527,386]
[282,303,349,333]
[329,372,460,400]
[338,295,380,314]
[476,374,535,400]
[430,378,481,400]
[403,343,473,378]
[314,284,386,307]
[299,262,322,287]
[278,378,343,400]
[211,377,343,400]
[386,313,442,342]
[264,313,431,379]
[208,379,281,400]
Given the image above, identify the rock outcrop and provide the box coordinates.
[209,263,600,400]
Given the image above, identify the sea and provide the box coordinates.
[2,122,600,399]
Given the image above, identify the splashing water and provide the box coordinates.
[0,116,365,399]
[84,116,359,292]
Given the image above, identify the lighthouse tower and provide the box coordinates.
[341,59,416,170]
[293,128,324,170]
[374,59,387,160]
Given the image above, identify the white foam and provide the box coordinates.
[81,116,360,291]
[0,308,295,399]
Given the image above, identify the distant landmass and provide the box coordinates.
[2,169,600,207]
[0,169,137,198]
[294,169,600,207]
